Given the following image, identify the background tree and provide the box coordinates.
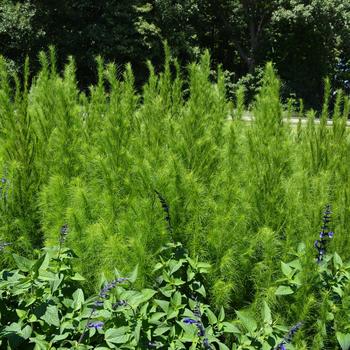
[1,0,350,108]
[268,0,350,107]
[142,0,350,107]
[31,0,152,86]
[0,0,39,72]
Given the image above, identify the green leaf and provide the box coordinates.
[275,285,294,295]
[12,254,34,272]
[52,274,64,293]
[160,285,175,298]
[326,312,334,321]
[105,327,130,345]
[262,301,272,325]
[41,305,60,327]
[289,259,302,270]
[197,262,211,273]
[99,309,112,319]
[28,314,37,322]
[333,286,344,298]
[167,306,179,319]
[153,262,163,273]
[218,343,230,350]
[141,288,157,301]
[171,291,182,307]
[25,297,37,308]
[222,322,240,334]
[51,333,69,343]
[29,336,50,350]
[218,307,225,322]
[35,253,50,274]
[236,310,257,333]
[173,278,185,286]
[139,302,149,317]
[195,285,206,298]
[16,309,27,319]
[179,330,197,343]
[297,242,306,253]
[281,262,293,277]
[187,267,195,281]
[12,280,31,295]
[129,265,138,283]
[149,312,166,323]
[168,260,183,275]
[128,289,156,308]
[334,252,343,268]
[262,342,271,350]
[19,325,32,339]
[133,320,142,344]
[3,322,21,335]
[70,272,85,281]
[155,299,169,312]
[336,332,350,350]
[72,288,85,311]
[206,308,218,324]
[154,326,170,336]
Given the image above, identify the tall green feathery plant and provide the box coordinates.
[1,49,350,348]
[0,56,41,258]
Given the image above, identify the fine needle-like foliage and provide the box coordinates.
[1,48,350,348]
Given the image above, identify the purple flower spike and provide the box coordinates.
[275,322,302,350]
[183,318,198,325]
[87,321,104,329]
[113,300,128,308]
[99,278,128,299]
[184,302,212,349]
[315,204,334,262]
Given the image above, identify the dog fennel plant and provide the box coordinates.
[1,46,350,347]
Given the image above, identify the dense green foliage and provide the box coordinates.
[0,239,239,349]
[1,0,350,107]
[1,222,350,348]
[5,217,348,349]
[1,51,350,348]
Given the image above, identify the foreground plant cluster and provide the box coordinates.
[1,48,350,348]
[1,204,350,349]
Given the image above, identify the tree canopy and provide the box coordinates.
[1,0,350,108]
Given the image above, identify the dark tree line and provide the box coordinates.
[1,0,350,108]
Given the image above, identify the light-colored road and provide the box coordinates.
[233,112,350,127]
